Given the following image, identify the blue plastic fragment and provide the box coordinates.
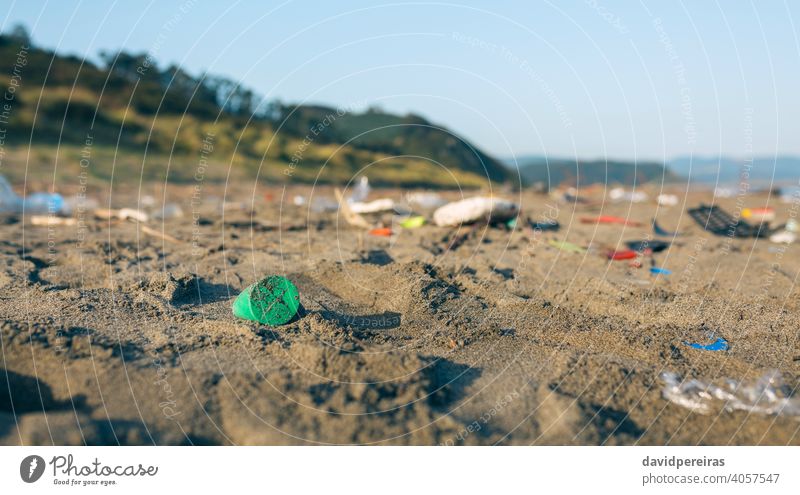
[653,219,683,237]
[683,337,729,351]
[650,267,672,275]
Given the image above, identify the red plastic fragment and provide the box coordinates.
[607,249,638,260]
[581,216,642,227]
[368,227,393,237]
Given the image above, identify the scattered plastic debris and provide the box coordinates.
[399,216,426,229]
[653,219,683,237]
[350,198,395,214]
[713,186,736,198]
[626,240,670,253]
[660,370,800,416]
[121,208,149,222]
[368,227,393,237]
[506,217,517,229]
[335,188,371,229]
[433,197,518,227]
[581,216,642,227]
[742,207,775,223]
[609,187,648,203]
[349,176,370,203]
[62,195,99,215]
[650,267,672,275]
[769,230,796,244]
[95,208,149,223]
[548,240,585,253]
[688,204,773,238]
[683,335,728,351]
[26,193,65,214]
[232,275,300,326]
[656,194,679,207]
[337,177,392,214]
[771,221,800,243]
[30,215,76,226]
[0,175,65,215]
[530,219,560,231]
[607,249,638,260]
[406,191,446,209]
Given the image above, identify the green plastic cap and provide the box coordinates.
[232,275,300,325]
[400,216,426,229]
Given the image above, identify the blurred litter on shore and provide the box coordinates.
[661,371,800,417]
[433,197,518,227]
[0,175,66,215]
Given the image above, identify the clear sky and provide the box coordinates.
[2,0,799,161]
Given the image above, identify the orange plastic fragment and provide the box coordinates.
[368,227,393,237]
[581,216,642,227]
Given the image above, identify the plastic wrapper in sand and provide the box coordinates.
[661,371,800,417]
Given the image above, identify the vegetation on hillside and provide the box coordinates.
[0,25,510,189]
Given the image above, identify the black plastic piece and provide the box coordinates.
[688,204,774,238]
[625,240,670,253]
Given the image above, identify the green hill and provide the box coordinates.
[276,105,510,183]
[0,27,512,189]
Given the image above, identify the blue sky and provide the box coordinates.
[3,0,799,161]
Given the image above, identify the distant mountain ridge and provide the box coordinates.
[506,155,680,189]
[505,154,800,189]
[668,156,800,185]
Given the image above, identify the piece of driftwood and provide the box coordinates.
[334,188,371,229]
[30,215,77,226]
[140,224,181,244]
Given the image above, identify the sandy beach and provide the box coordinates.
[1,184,798,446]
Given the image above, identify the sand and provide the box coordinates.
[1,184,799,445]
